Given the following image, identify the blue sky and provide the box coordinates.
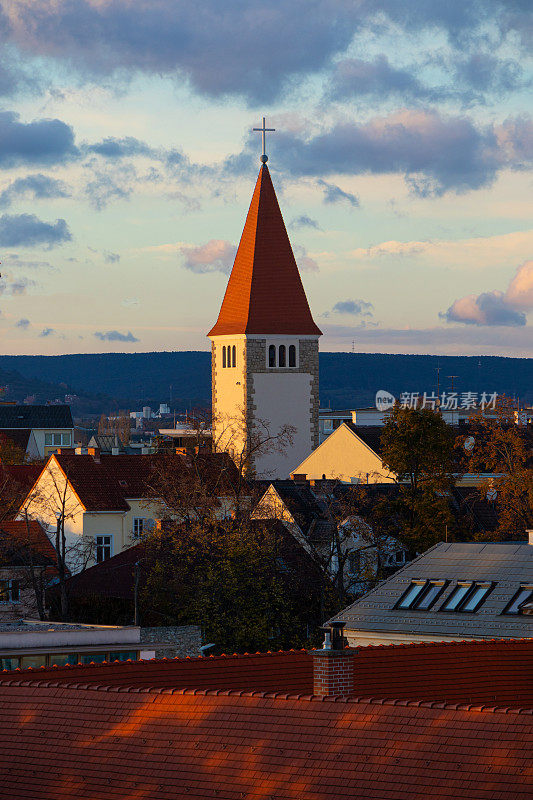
[0,0,531,357]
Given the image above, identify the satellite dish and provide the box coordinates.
[486,488,497,501]
[464,436,475,452]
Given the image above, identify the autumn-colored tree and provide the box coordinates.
[0,434,26,465]
[140,450,335,652]
[460,398,533,540]
[380,406,456,552]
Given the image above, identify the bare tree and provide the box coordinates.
[21,461,94,620]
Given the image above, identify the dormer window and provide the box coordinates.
[440,581,494,613]
[395,579,447,610]
[503,585,533,615]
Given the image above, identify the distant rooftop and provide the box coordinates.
[0,404,73,429]
[332,541,533,640]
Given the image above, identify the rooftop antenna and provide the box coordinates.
[253,117,275,164]
[447,375,459,425]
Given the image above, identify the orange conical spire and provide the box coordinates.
[208,165,322,337]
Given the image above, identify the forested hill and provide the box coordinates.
[0,351,531,412]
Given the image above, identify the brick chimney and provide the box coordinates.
[87,446,101,463]
[310,622,356,697]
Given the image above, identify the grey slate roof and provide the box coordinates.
[0,405,73,429]
[331,541,533,639]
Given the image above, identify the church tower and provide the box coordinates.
[208,127,321,478]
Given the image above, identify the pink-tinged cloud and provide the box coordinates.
[180,240,236,274]
[506,260,533,308]
[443,261,533,327]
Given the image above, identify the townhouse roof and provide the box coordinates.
[208,164,322,337]
[2,682,531,800]
[1,640,532,799]
[345,422,385,455]
[0,404,73,429]
[5,638,532,707]
[0,519,56,565]
[331,541,533,639]
[44,451,243,512]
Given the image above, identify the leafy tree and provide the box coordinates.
[460,398,533,540]
[140,450,336,653]
[380,406,456,552]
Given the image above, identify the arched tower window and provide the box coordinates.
[232,345,236,367]
[268,345,276,367]
[289,345,296,367]
[222,346,226,368]
[279,345,286,367]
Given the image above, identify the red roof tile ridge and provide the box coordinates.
[359,637,532,650]
[3,679,533,713]
[1,648,310,677]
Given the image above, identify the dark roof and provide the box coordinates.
[260,479,328,532]
[346,423,384,455]
[0,405,73,429]
[332,541,533,639]
[208,165,322,336]
[0,519,56,566]
[50,542,144,599]
[0,429,31,452]
[1,641,532,799]
[49,451,243,511]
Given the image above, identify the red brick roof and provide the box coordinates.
[5,639,533,707]
[43,451,242,512]
[0,682,531,799]
[208,165,322,336]
[0,519,56,564]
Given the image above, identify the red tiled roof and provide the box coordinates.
[0,682,531,799]
[5,639,533,707]
[208,165,322,336]
[0,519,56,564]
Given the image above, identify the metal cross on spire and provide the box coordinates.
[253,117,275,164]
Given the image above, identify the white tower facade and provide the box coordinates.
[208,164,321,479]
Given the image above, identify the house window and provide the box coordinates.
[440,581,494,613]
[396,580,427,609]
[232,345,236,368]
[0,657,20,670]
[278,345,286,367]
[268,345,276,367]
[110,651,138,662]
[222,346,226,368]
[0,580,20,603]
[503,586,533,615]
[289,345,296,367]
[81,652,106,664]
[395,580,446,610]
[133,518,154,538]
[323,419,333,431]
[416,580,447,610]
[45,433,53,446]
[95,535,112,563]
[62,432,71,446]
[347,550,361,574]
